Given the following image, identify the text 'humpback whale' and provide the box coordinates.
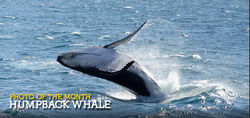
[57,21,165,100]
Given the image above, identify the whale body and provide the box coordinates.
[57,21,164,99]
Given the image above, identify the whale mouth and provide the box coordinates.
[57,55,63,64]
[57,55,71,69]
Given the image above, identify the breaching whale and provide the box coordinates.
[57,21,164,99]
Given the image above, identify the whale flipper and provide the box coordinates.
[73,60,135,78]
[103,21,147,49]
[98,61,135,76]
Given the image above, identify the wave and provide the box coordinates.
[164,80,236,104]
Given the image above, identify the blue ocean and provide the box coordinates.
[0,0,249,117]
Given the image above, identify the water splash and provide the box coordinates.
[107,88,136,100]
[157,70,180,95]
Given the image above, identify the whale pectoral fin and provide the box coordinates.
[76,61,134,79]
[103,21,147,49]
[100,61,134,76]
[118,61,134,73]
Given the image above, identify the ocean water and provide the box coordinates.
[0,0,249,117]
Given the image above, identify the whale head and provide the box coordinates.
[57,47,133,73]
[57,47,108,69]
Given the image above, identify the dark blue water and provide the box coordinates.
[0,0,249,117]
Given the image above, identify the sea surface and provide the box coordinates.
[0,0,249,117]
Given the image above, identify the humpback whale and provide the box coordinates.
[57,21,164,99]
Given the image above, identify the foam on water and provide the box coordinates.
[192,54,202,60]
[70,32,81,35]
[45,35,54,40]
[10,59,59,71]
[98,35,111,40]
[68,43,84,47]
